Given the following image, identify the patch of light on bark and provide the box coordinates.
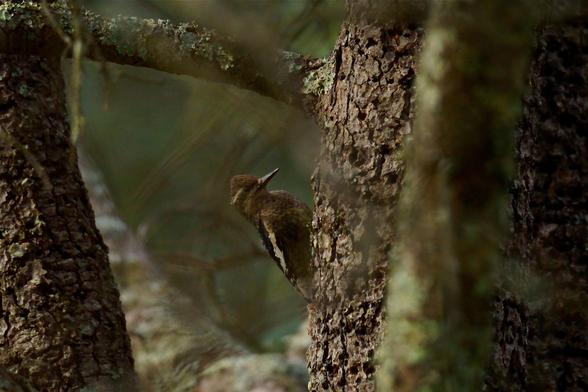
[417,28,454,115]
[377,251,434,390]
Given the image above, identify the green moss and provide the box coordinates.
[103,17,138,58]
[80,321,97,336]
[8,243,26,258]
[179,30,198,51]
[0,2,49,31]
[181,25,235,70]
[18,84,30,97]
[281,51,304,73]
[303,59,333,96]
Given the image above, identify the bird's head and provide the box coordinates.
[230,168,279,218]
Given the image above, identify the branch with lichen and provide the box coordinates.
[0,1,328,110]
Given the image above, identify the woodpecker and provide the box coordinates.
[230,168,313,302]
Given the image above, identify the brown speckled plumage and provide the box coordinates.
[230,169,313,301]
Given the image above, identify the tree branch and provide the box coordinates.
[81,12,324,108]
[0,1,328,109]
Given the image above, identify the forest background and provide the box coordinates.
[0,0,585,391]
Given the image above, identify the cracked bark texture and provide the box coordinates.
[489,19,588,391]
[307,12,421,391]
[0,54,136,390]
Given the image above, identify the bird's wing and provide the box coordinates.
[257,214,312,302]
[257,218,288,275]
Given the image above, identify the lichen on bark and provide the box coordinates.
[0,1,320,109]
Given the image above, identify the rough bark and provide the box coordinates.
[0,1,583,392]
[0,53,136,390]
[307,12,421,391]
[489,19,588,391]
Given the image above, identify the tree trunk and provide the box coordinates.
[307,10,421,391]
[489,19,588,391]
[0,52,136,392]
[377,1,536,390]
[308,4,588,392]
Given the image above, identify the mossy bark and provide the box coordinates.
[378,1,536,390]
[0,53,136,391]
[0,1,323,109]
[0,1,583,392]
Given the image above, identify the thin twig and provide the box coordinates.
[68,0,84,144]
[41,0,85,145]
[40,0,71,46]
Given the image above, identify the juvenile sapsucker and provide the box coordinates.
[230,168,313,301]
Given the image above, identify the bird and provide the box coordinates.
[230,168,313,302]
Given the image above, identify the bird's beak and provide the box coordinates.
[258,168,279,187]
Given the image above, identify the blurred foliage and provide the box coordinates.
[73,0,343,352]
